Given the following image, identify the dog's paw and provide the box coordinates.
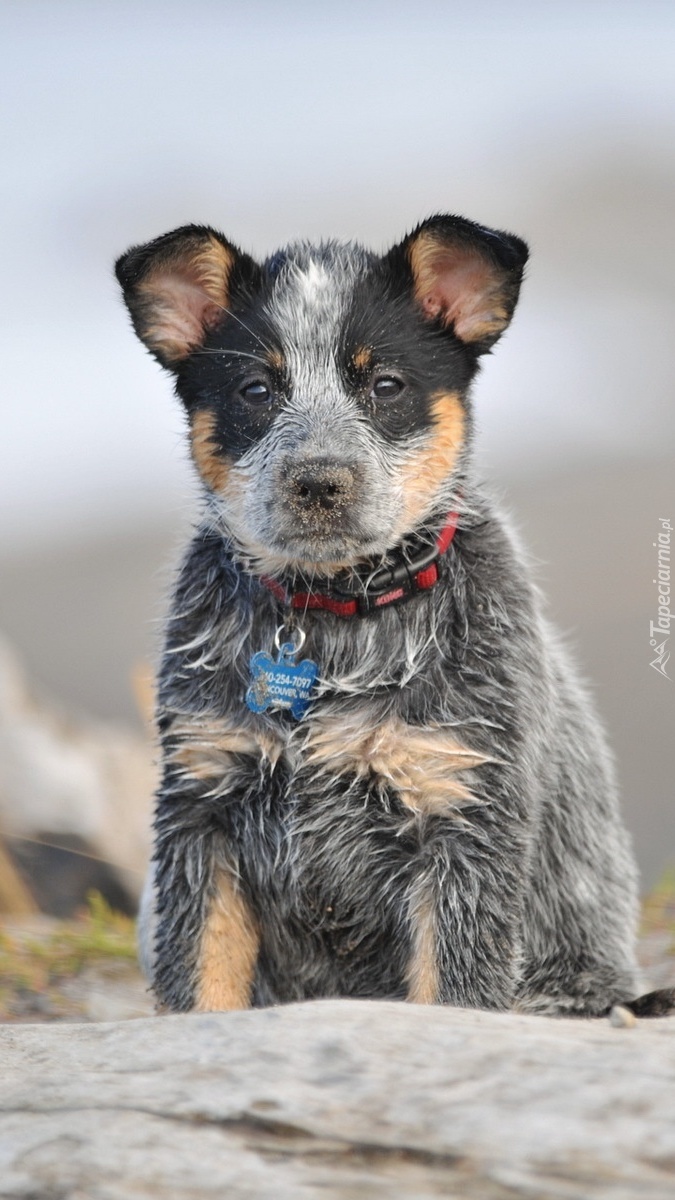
[623,988,675,1018]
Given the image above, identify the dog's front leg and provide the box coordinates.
[406,821,525,1010]
[149,794,259,1014]
[146,713,272,1013]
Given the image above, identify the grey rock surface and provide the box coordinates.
[2,1000,675,1199]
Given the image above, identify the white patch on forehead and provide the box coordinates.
[266,254,348,393]
[266,244,361,334]
[296,259,331,303]
[280,258,345,331]
[263,242,372,430]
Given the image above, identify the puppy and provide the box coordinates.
[116,215,667,1017]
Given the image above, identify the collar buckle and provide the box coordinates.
[260,508,459,620]
[333,541,442,616]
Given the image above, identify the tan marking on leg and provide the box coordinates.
[169,714,283,784]
[305,711,492,815]
[406,881,439,1004]
[195,869,259,1011]
[189,408,232,494]
[399,391,465,529]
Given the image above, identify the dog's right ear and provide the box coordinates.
[384,215,528,353]
[115,225,261,369]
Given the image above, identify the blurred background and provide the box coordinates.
[0,0,673,919]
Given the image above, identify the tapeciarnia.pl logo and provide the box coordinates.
[650,517,672,679]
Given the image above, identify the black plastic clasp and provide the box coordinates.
[332,543,441,617]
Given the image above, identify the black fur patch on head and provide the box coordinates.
[265,250,289,278]
[176,278,289,462]
[339,265,475,443]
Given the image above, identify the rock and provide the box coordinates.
[2,1000,675,1199]
[58,961,155,1023]
[609,1004,638,1029]
[0,635,154,913]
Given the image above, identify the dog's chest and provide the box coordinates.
[224,611,490,829]
[241,695,491,872]
[205,609,491,874]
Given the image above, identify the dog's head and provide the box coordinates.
[116,216,527,575]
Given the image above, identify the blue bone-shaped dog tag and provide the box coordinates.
[246,640,318,720]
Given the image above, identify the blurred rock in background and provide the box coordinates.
[0,635,154,916]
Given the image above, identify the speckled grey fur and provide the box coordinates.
[121,222,642,1016]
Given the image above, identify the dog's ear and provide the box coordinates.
[115,225,261,369]
[386,215,528,352]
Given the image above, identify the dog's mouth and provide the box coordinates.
[235,506,395,577]
[269,523,384,565]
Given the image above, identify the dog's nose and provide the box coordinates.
[284,459,359,511]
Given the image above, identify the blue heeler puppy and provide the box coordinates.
[116,216,672,1017]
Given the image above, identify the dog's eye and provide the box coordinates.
[370,375,403,401]
[240,381,271,404]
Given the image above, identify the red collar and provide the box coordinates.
[260,510,460,619]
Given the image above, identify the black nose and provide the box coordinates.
[285,459,359,512]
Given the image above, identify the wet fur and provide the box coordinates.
[117,215,663,1018]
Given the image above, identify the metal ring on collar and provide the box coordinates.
[274,625,307,654]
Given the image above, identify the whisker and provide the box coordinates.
[193,348,268,362]
[208,299,274,353]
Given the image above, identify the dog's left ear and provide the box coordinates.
[387,215,528,352]
[115,225,261,369]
